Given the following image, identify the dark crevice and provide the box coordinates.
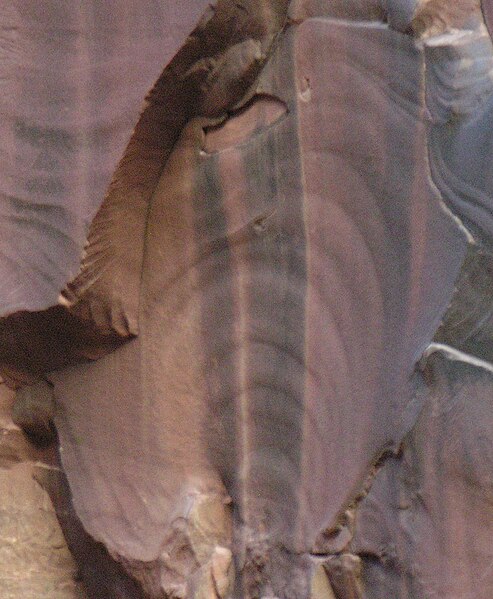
[312,445,401,556]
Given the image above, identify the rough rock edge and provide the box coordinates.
[427,1,493,362]
[0,0,290,388]
[410,0,482,38]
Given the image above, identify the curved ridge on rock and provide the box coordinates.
[0,0,290,384]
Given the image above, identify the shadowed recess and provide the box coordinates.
[202,94,288,153]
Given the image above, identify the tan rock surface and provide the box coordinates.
[0,385,86,599]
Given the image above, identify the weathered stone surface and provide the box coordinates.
[288,0,418,31]
[436,245,493,361]
[49,9,470,598]
[483,0,493,36]
[12,379,57,446]
[0,0,212,384]
[0,0,210,316]
[310,563,336,599]
[323,554,364,599]
[0,385,86,599]
[37,465,147,599]
[351,350,493,598]
[411,0,482,37]
[2,1,493,598]
[0,0,292,386]
[426,24,493,245]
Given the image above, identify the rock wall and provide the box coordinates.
[1,1,493,597]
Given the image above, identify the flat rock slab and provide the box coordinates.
[51,16,467,598]
[0,0,210,315]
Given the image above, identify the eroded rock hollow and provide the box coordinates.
[2,1,493,597]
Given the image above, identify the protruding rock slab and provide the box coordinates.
[0,0,210,317]
[0,0,292,385]
[48,14,469,597]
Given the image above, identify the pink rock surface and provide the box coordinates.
[3,2,493,598]
[0,0,210,315]
[352,351,493,598]
[50,14,469,598]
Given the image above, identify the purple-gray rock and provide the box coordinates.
[2,1,493,598]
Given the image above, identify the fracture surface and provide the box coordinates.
[2,1,493,598]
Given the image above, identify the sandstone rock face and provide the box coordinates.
[0,0,210,316]
[2,1,493,598]
[0,385,86,599]
[0,0,212,383]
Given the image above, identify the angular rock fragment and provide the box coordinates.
[436,245,493,361]
[323,554,364,599]
[12,379,56,447]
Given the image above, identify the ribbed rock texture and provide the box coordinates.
[1,1,493,598]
